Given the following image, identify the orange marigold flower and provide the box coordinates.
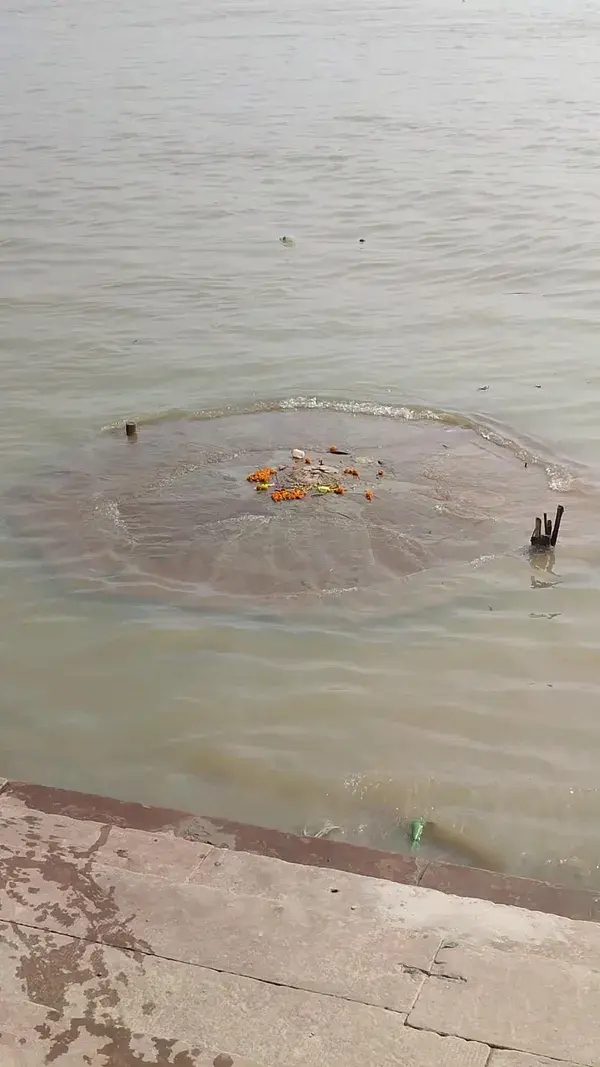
[248,466,276,483]
[305,457,312,464]
[365,490,373,501]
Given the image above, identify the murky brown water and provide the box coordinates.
[2,0,600,886]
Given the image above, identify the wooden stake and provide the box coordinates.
[530,516,551,551]
[125,421,137,440]
[531,517,542,545]
[550,504,564,547]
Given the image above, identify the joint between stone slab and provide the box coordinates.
[405,1019,588,1067]
[416,858,431,885]
[405,1015,490,1047]
[184,844,216,883]
[2,915,412,1018]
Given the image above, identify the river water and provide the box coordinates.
[2,0,600,886]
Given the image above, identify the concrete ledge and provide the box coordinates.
[2,778,599,923]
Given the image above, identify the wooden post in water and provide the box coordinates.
[125,421,137,440]
[530,506,564,551]
[550,504,564,548]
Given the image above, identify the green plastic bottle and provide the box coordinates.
[409,818,426,850]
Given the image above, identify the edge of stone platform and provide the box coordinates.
[1,777,598,922]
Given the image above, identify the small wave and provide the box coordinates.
[102,395,577,494]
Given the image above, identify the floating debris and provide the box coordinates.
[365,490,373,501]
[344,467,360,477]
[302,821,343,839]
[329,445,350,455]
[530,505,564,551]
[125,421,137,439]
[272,488,306,502]
[291,449,305,460]
[6,408,556,609]
[247,467,277,483]
[410,818,426,849]
[279,235,295,245]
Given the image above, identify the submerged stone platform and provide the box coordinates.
[0,778,598,1066]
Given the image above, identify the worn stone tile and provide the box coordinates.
[0,851,440,1011]
[183,814,426,885]
[371,878,600,970]
[0,796,107,855]
[408,941,600,1066]
[0,1052,271,1067]
[194,1060,276,1067]
[488,1053,581,1067]
[3,784,427,890]
[0,794,212,883]
[2,780,190,835]
[0,921,491,1066]
[93,824,213,882]
[191,846,422,916]
[420,861,600,923]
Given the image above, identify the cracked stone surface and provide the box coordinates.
[408,939,600,1065]
[0,788,598,1065]
[488,1055,582,1067]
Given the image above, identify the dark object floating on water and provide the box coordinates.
[358,238,365,243]
[4,408,552,612]
[477,385,489,391]
[125,421,137,440]
[530,504,564,551]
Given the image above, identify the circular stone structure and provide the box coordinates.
[5,408,553,610]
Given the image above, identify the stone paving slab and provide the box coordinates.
[420,861,600,923]
[0,793,214,882]
[0,1054,271,1067]
[2,780,600,1066]
[488,1054,581,1067]
[408,940,600,1066]
[0,836,439,1012]
[6,779,600,922]
[0,921,490,1067]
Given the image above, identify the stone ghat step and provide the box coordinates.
[0,779,599,1066]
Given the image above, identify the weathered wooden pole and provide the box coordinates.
[530,516,550,550]
[125,421,137,440]
[530,506,564,551]
[550,504,564,547]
